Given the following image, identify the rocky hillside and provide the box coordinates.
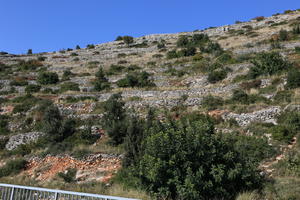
[0,9,300,200]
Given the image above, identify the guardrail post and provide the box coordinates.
[54,192,58,200]
[9,187,14,200]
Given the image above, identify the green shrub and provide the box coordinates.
[27,49,33,55]
[37,72,59,85]
[273,90,292,104]
[271,125,295,143]
[61,70,74,81]
[72,149,92,159]
[102,93,127,145]
[25,84,41,93]
[202,95,224,110]
[70,52,78,56]
[115,36,123,41]
[107,64,125,75]
[117,71,155,88]
[231,89,250,104]
[134,120,263,199]
[58,168,77,183]
[292,25,300,35]
[17,59,43,71]
[37,56,47,61]
[277,112,300,133]
[201,41,223,55]
[122,36,134,46]
[176,35,189,47]
[60,82,80,92]
[0,159,27,178]
[10,79,28,86]
[286,68,300,89]
[279,29,289,41]
[87,44,95,49]
[207,69,227,83]
[0,115,10,135]
[93,67,110,91]
[295,46,300,54]
[178,47,197,57]
[166,50,179,59]
[249,52,290,78]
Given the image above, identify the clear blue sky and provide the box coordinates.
[0,0,299,54]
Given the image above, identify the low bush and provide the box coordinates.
[10,78,28,86]
[0,115,10,135]
[117,71,155,88]
[0,159,27,178]
[271,125,295,143]
[25,84,41,93]
[17,59,43,71]
[201,95,224,110]
[273,90,293,104]
[60,82,80,92]
[106,64,125,75]
[37,72,59,85]
[207,69,227,83]
[87,44,95,49]
[58,168,77,183]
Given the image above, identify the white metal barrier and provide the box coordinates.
[0,183,139,200]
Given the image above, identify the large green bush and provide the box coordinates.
[135,120,263,199]
[249,52,290,78]
[102,93,127,145]
[37,72,59,85]
[117,71,155,88]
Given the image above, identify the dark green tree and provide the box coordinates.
[27,49,33,55]
[249,52,290,78]
[37,72,59,85]
[123,36,134,46]
[102,93,127,145]
[93,67,110,91]
[136,119,263,200]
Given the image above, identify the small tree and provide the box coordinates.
[176,35,189,47]
[102,93,127,145]
[279,29,289,41]
[37,72,59,85]
[115,36,123,41]
[75,45,81,50]
[123,36,134,46]
[93,67,110,91]
[249,52,290,78]
[27,49,33,55]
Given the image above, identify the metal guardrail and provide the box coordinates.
[0,183,139,200]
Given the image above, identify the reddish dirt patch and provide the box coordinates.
[25,154,121,183]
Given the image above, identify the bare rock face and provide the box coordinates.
[5,132,45,150]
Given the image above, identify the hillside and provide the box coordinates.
[0,9,300,200]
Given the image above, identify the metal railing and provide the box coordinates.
[0,183,139,200]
